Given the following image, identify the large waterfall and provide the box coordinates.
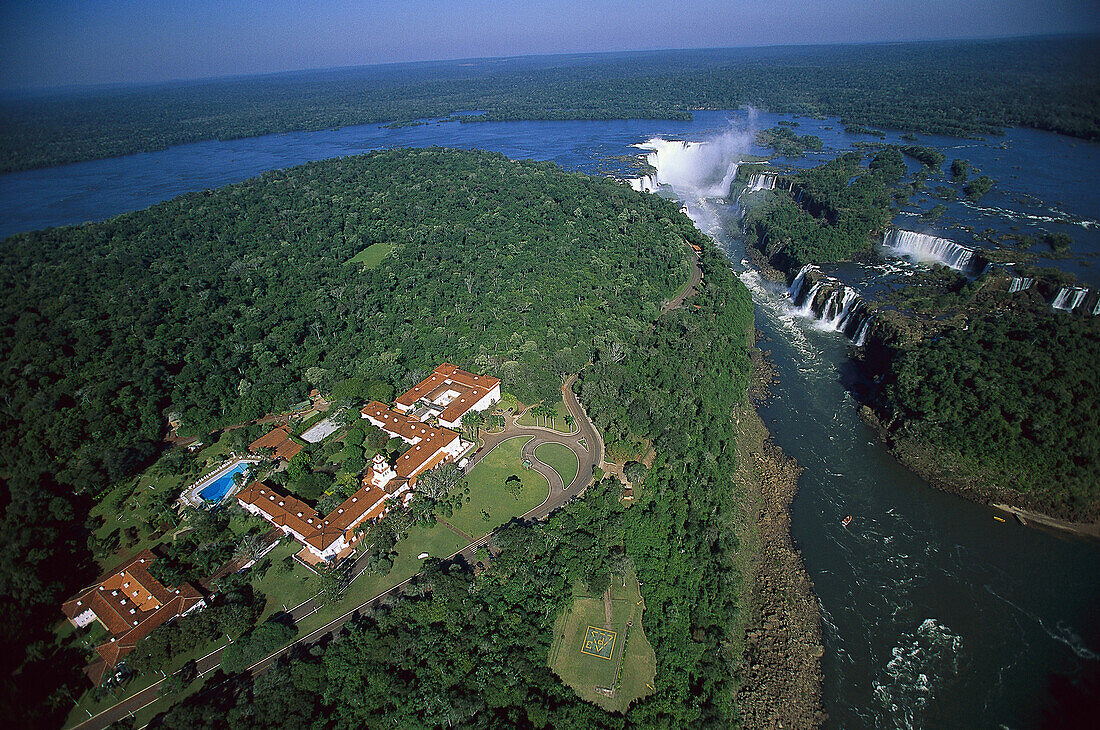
[1051,286,1089,312]
[629,174,658,193]
[744,172,778,193]
[788,264,874,345]
[882,228,984,273]
[627,129,754,199]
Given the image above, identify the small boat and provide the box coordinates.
[842,515,853,527]
[993,516,1006,523]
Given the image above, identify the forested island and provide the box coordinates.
[1,35,1098,173]
[737,149,1100,525]
[0,149,814,727]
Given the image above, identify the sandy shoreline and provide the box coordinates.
[731,346,825,728]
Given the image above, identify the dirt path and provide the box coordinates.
[436,518,476,544]
[603,587,613,627]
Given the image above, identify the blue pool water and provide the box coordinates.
[198,462,250,502]
[1,110,1097,726]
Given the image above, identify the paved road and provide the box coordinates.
[70,378,602,730]
[662,251,702,315]
[75,253,693,729]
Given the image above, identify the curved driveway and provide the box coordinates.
[69,376,603,730]
[70,251,697,730]
[468,374,603,518]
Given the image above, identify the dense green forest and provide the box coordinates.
[743,150,898,271]
[871,309,1100,520]
[734,146,1100,519]
[0,149,699,724]
[2,35,1098,172]
[148,234,756,729]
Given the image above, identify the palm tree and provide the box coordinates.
[462,410,484,439]
[234,533,267,563]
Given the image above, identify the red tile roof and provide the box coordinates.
[237,478,405,554]
[248,425,303,461]
[394,363,500,424]
[360,401,462,479]
[61,550,204,676]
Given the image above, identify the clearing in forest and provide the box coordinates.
[345,241,394,268]
[548,568,656,713]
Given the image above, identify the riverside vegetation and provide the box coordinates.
[1,36,1098,173]
[0,149,787,727]
[153,213,770,729]
[738,148,1100,523]
[2,149,701,724]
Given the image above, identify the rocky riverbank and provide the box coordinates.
[731,351,825,729]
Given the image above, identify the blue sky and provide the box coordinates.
[1,0,1097,90]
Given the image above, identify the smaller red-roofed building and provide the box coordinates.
[394,363,501,429]
[248,425,303,462]
[61,550,205,684]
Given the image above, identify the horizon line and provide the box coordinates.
[3,30,1096,98]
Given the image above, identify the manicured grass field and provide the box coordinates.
[534,442,579,489]
[548,569,656,713]
[64,437,550,726]
[447,436,549,539]
[346,242,394,268]
[517,399,571,432]
[252,540,320,619]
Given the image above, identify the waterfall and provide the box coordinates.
[1008,277,1034,293]
[629,174,658,193]
[1052,286,1089,312]
[745,172,777,192]
[735,171,789,204]
[629,131,753,199]
[787,264,874,344]
[883,228,982,273]
[789,263,815,302]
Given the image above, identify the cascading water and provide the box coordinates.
[787,264,874,345]
[883,228,980,273]
[627,122,1100,728]
[1008,276,1034,293]
[628,129,754,199]
[745,172,777,192]
[1051,286,1089,311]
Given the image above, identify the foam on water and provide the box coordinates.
[872,618,964,730]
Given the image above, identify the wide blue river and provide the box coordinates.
[2,110,1097,728]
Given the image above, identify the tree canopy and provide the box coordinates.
[0,148,697,725]
[1,36,1098,173]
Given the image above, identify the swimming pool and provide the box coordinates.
[199,462,251,502]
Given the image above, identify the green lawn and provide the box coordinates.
[548,569,656,713]
[534,442,579,489]
[252,540,321,619]
[346,242,394,268]
[340,523,465,605]
[447,436,549,539]
[86,430,251,569]
[517,400,572,432]
[64,438,549,727]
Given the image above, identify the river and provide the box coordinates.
[2,110,1097,728]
